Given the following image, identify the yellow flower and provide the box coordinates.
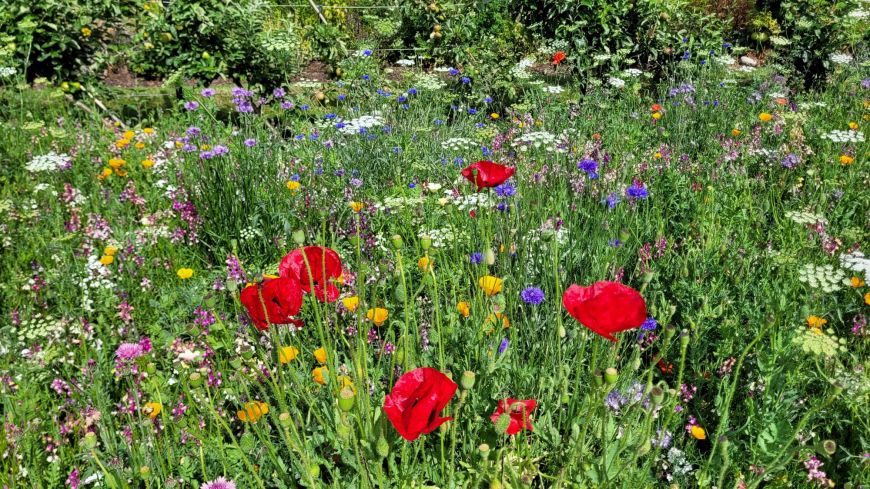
[123,130,135,140]
[731,129,742,137]
[199,144,210,151]
[366,308,389,327]
[81,27,92,37]
[134,142,146,150]
[176,268,194,280]
[457,301,470,318]
[417,256,433,272]
[108,158,126,169]
[690,425,706,440]
[278,346,299,364]
[490,113,500,120]
[143,127,155,134]
[478,276,503,296]
[116,139,130,149]
[758,112,773,123]
[237,401,269,422]
[314,347,327,364]
[349,201,364,213]
[485,312,510,330]
[286,180,301,192]
[342,296,360,312]
[865,292,870,306]
[851,276,865,288]
[848,121,859,130]
[807,316,828,329]
[654,152,663,159]
[839,155,854,165]
[99,255,114,266]
[141,159,154,169]
[312,367,328,385]
[651,112,662,120]
[143,402,162,419]
[98,167,113,179]
[104,245,119,256]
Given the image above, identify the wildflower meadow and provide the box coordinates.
[1,4,870,487]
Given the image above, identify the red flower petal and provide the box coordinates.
[461,161,516,191]
[279,246,343,302]
[240,277,304,331]
[490,398,537,435]
[562,281,647,341]
[384,368,457,441]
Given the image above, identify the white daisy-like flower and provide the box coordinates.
[0,66,16,77]
[607,76,626,88]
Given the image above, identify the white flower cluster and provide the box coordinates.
[798,264,846,292]
[0,66,16,77]
[623,68,643,77]
[25,152,71,173]
[15,314,77,346]
[840,251,870,280]
[715,55,736,66]
[239,226,261,241]
[607,77,626,88]
[441,137,477,152]
[337,114,385,135]
[79,255,116,312]
[830,53,854,65]
[511,131,558,152]
[372,195,426,212]
[786,210,827,226]
[395,59,415,66]
[849,8,868,18]
[510,58,535,79]
[821,129,864,143]
[447,191,494,210]
[418,227,466,249]
[543,85,564,94]
[413,73,446,90]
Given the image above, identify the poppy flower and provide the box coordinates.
[562,281,647,341]
[383,367,458,441]
[240,277,304,331]
[461,160,516,191]
[552,51,566,65]
[650,103,663,112]
[237,401,269,422]
[366,308,389,326]
[490,398,537,435]
[279,246,343,302]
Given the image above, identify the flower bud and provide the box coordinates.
[479,443,490,459]
[593,369,603,386]
[189,372,202,387]
[391,234,403,250]
[338,386,355,412]
[484,248,496,265]
[494,412,511,434]
[279,412,293,427]
[146,362,157,374]
[461,371,476,390]
[604,367,618,385]
[490,480,502,489]
[420,235,432,251]
[558,325,566,338]
[83,432,98,449]
[651,386,664,405]
[822,439,837,455]
[140,466,151,477]
[292,229,305,245]
[376,435,390,458]
[309,464,321,479]
[664,325,676,341]
[637,438,651,456]
[680,330,690,348]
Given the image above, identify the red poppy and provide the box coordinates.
[657,358,674,375]
[383,367,457,441]
[562,281,647,341]
[240,277,304,331]
[279,246,343,302]
[461,160,516,191]
[552,51,566,65]
[490,398,537,435]
[650,103,663,112]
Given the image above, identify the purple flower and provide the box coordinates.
[213,145,229,156]
[781,153,800,168]
[448,68,460,76]
[494,182,516,197]
[604,390,628,412]
[641,317,657,331]
[184,101,199,111]
[200,88,216,97]
[273,87,286,98]
[67,467,80,489]
[244,138,257,147]
[469,252,483,264]
[577,158,599,179]
[604,192,621,209]
[520,286,545,305]
[862,78,870,89]
[201,477,237,489]
[115,343,144,360]
[626,181,649,199]
[498,337,509,354]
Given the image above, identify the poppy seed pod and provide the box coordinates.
[494,412,512,434]
[461,371,476,390]
[338,387,355,412]
[479,443,490,460]
[189,372,202,387]
[822,440,837,455]
[593,369,603,386]
[420,235,432,250]
[651,386,664,405]
[391,234,403,250]
[292,229,305,245]
[279,412,293,427]
[680,330,690,347]
[604,367,619,385]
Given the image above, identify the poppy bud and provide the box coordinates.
[292,229,305,245]
[665,325,676,341]
[558,325,566,338]
[651,386,664,405]
[494,412,511,434]
[822,439,837,455]
[420,235,432,250]
[593,369,603,386]
[376,435,390,458]
[461,371,476,390]
[394,283,406,302]
[279,412,293,427]
[484,248,496,265]
[83,432,98,449]
[604,367,618,385]
[309,464,321,479]
[632,357,642,371]
[391,234,403,250]
[680,330,690,348]
[140,466,151,477]
[336,421,351,440]
[189,372,202,387]
[338,386,355,412]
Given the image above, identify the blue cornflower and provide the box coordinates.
[604,192,621,209]
[362,49,372,56]
[325,113,336,120]
[448,68,460,76]
[496,201,508,212]
[481,146,492,157]
[608,239,622,247]
[408,88,418,96]
[498,337,509,354]
[469,252,483,264]
[398,95,407,103]
[362,74,370,81]
[337,94,346,101]
[461,76,471,85]
[434,119,444,125]
[484,96,493,104]
[577,158,599,179]
[494,182,516,197]
[300,104,310,111]
[520,287,545,305]
[468,108,477,115]
[626,182,649,200]
[641,317,657,331]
